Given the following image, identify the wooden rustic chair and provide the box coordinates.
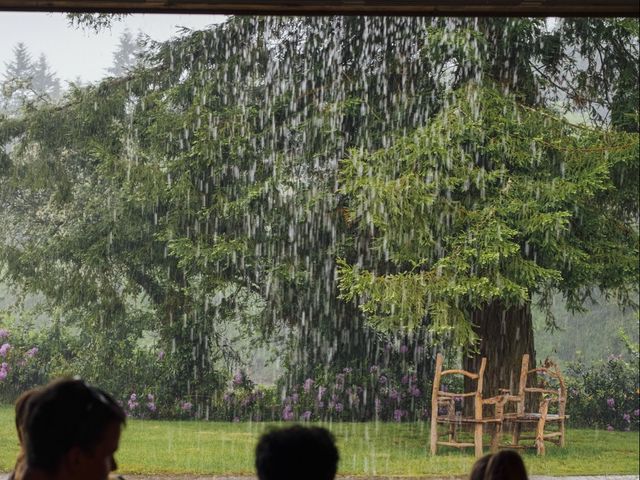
[502,353,568,455]
[430,353,508,458]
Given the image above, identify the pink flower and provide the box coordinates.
[25,347,38,358]
[0,329,9,339]
[301,410,312,421]
[282,405,294,421]
[0,343,10,357]
[317,386,327,400]
[606,398,615,409]
[232,371,244,385]
[303,378,315,392]
[180,401,193,411]
[0,362,8,381]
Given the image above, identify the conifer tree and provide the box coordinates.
[1,42,35,112]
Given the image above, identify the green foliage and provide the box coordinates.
[338,83,639,339]
[565,355,639,431]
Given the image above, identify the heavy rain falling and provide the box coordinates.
[0,13,638,479]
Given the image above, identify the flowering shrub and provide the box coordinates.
[565,355,639,431]
[0,320,53,402]
[215,353,433,423]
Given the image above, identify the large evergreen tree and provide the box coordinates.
[0,16,637,404]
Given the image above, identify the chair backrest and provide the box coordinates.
[431,353,487,420]
[516,354,567,416]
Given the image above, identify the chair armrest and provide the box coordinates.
[483,394,509,406]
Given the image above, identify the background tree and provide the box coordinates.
[107,28,141,76]
[32,53,61,101]
[2,42,35,112]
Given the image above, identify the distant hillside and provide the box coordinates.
[533,292,638,365]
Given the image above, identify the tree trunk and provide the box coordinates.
[463,301,536,402]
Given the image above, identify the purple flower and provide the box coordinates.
[399,345,409,354]
[147,393,155,402]
[634,409,640,417]
[393,409,405,422]
[282,405,294,421]
[623,413,631,422]
[369,365,379,374]
[0,329,9,339]
[317,386,327,400]
[0,362,8,381]
[233,371,244,386]
[181,401,193,411]
[157,350,165,361]
[127,393,139,410]
[378,375,388,385]
[301,410,312,421]
[334,402,344,413]
[607,425,614,431]
[25,347,38,358]
[292,393,299,404]
[0,343,11,357]
[389,389,399,400]
[343,367,352,374]
[303,378,315,393]
[411,387,421,398]
[607,398,615,409]
[147,402,156,412]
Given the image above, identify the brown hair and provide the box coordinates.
[23,378,126,474]
[469,454,492,480]
[484,450,528,480]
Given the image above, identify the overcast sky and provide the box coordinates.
[0,12,224,84]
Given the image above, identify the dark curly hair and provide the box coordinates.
[255,425,339,480]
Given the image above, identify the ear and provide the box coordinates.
[64,445,86,472]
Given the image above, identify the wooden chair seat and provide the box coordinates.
[436,416,503,423]
[515,413,566,422]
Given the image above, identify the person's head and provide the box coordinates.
[484,450,528,480]
[255,425,339,480]
[23,377,125,480]
[469,453,492,480]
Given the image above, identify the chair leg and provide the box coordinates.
[430,415,438,455]
[535,418,546,455]
[448,421,456,442]
[491,423,502,453]
[474,423,483,458]
[512,423,521,446]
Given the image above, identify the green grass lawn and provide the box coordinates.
[1,405,638,477]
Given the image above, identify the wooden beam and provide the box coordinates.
[0,0,636,16]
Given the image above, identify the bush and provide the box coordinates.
[216,343,434,423]
[565,354,639,431]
